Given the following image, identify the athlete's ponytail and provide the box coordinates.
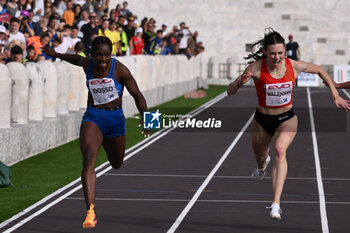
[245,28,285,63]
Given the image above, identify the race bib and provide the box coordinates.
[287,50,293,56]
[88,78,119,105]
[265,81,293,106]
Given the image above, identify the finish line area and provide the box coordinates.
[2,87,350,233]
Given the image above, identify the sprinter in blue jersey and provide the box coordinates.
[42,36,148,228]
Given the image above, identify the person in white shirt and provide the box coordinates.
[9,17,26,51]
[77,10,89,30]
[178,22,191,54]
[32,0,44,23]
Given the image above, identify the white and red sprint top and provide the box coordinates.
[255,58,296,108]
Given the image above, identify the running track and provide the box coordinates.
[1,87,350,233]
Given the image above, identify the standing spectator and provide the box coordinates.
[77,10,89,29]
[119,26,128,55]
[97,18,109,36]
[140,17,148,32]
[7,0,19,18]
[187,30,198,55]
[116,15,125,27]
[129,27,143,55]
[94,0,108,19]
[109,9,116,22]
[82,0,95,13]
[120,1,129,16]
[115,4,121,18]
[145,29,162,55]
[178,22,191,54]
[164,25,179,54]
[80,12,98,55]
[108,21,121,56]
[161,23,167,36]
[73,4,82,21]
[142,22,155,50]
[123,15,135,44]
[9,17,26,50]
[63,0,75,26]
[286,34,300,60]
[33,0,44,22]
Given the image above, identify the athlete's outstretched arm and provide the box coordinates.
[292,60,350,110]
[41,47,89,68]
[227,62,256,95]
[118,61,148,116]
[325,79,350,89]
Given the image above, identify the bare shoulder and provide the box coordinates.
[115,59,133,82]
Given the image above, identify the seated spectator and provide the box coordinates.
[74,41,86,57]
[0,25,9,53]
[129,27,144,55]
[9,17,26,51]
[33,0,44,23]
[0,0,8,15]
[25,45,37,62]
[38,31,53,61]
[54,25,74,54]
[63,0,75,26]
[6,45,25,63]
[7,0,19,18]
[19,11,35,37]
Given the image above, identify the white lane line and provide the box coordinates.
[307,87,329,233]
[167,113,254,233]
[1,92,228,232]
[65,197,350,205]
[103,173,350,181]
[342,89,350,99]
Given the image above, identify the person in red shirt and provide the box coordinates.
[227,28,350,220]
[129,27,144,55]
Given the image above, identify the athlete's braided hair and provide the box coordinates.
[244,28,285,63]
[91,36,112,55]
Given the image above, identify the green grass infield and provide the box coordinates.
[0,85,227,222]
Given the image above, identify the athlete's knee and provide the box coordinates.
[274,145,287,160]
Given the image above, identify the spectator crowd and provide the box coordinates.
[0,0,205,64]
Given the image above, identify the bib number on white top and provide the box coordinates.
[265,81,293,106]
[88,78,119,105]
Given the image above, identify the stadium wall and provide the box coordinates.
[0,55,202,165]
